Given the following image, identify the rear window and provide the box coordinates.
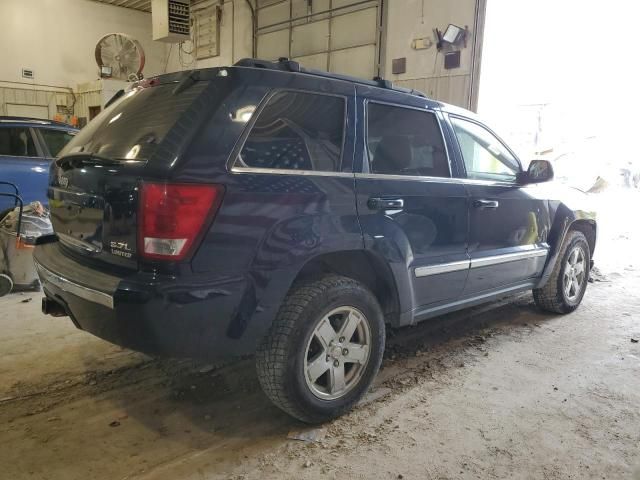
[235,91,345,172]
[367,103,450,178]
[60,81,211,162]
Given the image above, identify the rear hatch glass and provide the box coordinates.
[61,80,211,164]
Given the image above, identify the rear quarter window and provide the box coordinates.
[234,91,345,172]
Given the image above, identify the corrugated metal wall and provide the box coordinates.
[74,80,104,121]
[0,85,74,119]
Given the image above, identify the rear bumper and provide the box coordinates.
[35,260,114,308]
[33,242,266,359]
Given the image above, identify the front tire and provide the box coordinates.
[533,230,590,313]
[256,275,385,423]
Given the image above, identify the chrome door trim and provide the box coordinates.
[230,166,355,178]
[415,260,470,277]
[353,172,517,187]
[34,259,114,309]
[470,248,548,269]
[414,247,549,278]
[355,172,461,183]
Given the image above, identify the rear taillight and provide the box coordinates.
[138,182,224,261]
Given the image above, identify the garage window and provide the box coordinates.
[235,91,345,172]
[0,128,37,157]
[366,103,450,178]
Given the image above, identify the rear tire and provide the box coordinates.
[256,275,385,423]
[533,230,590,313]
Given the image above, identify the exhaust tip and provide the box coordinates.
[42,297,68,317]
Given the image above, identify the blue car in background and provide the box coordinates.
[0,117,78,211]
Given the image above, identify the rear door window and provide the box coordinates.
[39,129,76,157]
[0,127,38,157]
[235,91,345,172]
[366,103,450,178]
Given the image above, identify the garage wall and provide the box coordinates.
[164,0,483,110]
[0,0,168,86]
[165,0,381,79]
[0,0,170,120]
[383,0,484,110]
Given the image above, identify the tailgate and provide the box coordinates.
[49,75,223,268]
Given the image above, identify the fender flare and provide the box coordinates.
[536,204,596,289]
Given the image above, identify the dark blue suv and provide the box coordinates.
[34,59,597,423]
[0,117,77,211]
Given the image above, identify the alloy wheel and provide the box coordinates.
[563,246,586,302]
[303,306,372,400]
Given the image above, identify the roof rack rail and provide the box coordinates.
[233,58,427,99]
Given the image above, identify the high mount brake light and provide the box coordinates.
[138,182,223,261]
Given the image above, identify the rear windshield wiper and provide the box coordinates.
[56,153,140,170]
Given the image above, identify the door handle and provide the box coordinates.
[473,199,499,209]
[368,197,405,210]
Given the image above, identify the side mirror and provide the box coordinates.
[521,159,554,184]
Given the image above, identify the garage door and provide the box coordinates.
[256,0,382,80]
[6,104,49,119]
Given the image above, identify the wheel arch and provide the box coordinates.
[537,208,597,289]
[569,219,597,258]
[292,250,404,327]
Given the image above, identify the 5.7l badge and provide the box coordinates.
[57,172,69,188]
[110,241,133,258]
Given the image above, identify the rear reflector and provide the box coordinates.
[139,182,223,261]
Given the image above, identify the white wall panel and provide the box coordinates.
[383,0,482,108]
[292,53,329,71]
[257,29,290,60]
[258,1,291,29]
[291,20,330,57]
[330,44,376,79]
[330,7,377,50]
[332,0,374,14]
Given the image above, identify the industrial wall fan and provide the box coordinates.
[95,33,146,81]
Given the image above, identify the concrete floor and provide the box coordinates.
[1,188,639,479]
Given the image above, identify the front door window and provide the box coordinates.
[450,117,520,182]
